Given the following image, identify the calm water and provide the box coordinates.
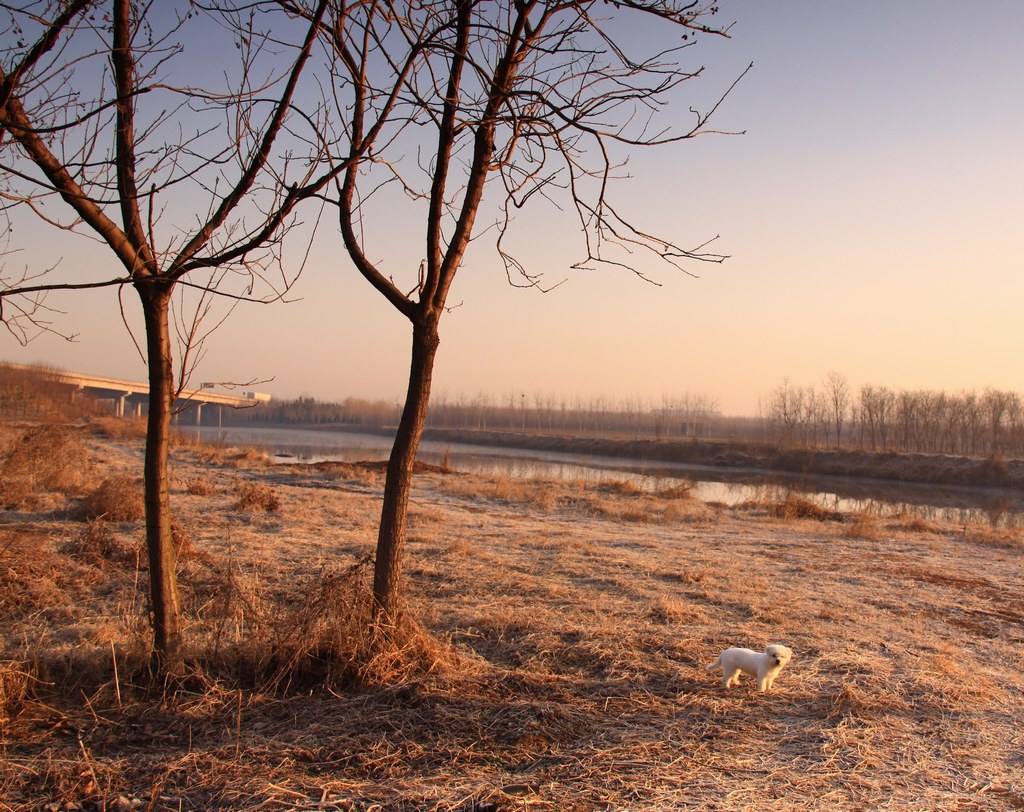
[191,426,1024,528]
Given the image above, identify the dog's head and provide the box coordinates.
[765,644,793,668]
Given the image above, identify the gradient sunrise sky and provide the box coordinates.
[3,1,1022,415]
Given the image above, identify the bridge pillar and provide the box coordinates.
[115,395,126,417]
[194,402,203,426]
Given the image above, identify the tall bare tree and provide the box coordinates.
[294,0,745,624]
[0,0,337,673]
[823,370,849,449]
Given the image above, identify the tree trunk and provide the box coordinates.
[373,318,440,622]
[137,281,183,673]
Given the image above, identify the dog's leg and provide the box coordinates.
[758,670,777,691]
[722,667,740,688]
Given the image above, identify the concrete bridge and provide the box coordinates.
[5,363,270,424]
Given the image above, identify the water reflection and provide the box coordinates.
[191,426,1023,528]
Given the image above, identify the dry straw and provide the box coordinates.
[1,424,1023,810]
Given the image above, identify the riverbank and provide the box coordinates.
[2,424,1023,810]
[274,422,1024,490]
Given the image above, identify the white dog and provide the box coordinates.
[706,644,793,692]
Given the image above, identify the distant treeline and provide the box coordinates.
[226,392,723,439]
[760,375,1024,458]
[232,378,1024,460]
[6,360,1021,460]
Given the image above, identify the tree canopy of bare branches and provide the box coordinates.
[289,0,744,622]
[0,0,339,672]
[2,0,745,662]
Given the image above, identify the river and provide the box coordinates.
[190,425,1024,528]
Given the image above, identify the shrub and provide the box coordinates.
[185,476,217,496]
[234,481,280,512]
[61,518,134,566]
[844,512,882,540]
[0,425,88,506]
[85,415,147,440]
[769,493,839,522]
[82,474,145,522]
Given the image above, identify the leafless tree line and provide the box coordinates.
[229,391,721,438]
[429,392,722,437]
[762,374,1024,458]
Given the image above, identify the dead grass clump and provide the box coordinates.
[962,524,1023,551]
[184,475,217,496]
[769,492,840,522]
[844,512,883,540]
[187,441,272,469]
[596,478,645,496]
[81,474,145,522]
[215,562,456,692]
[655,481,693,500]
[0,660,34,725]
[570,486,713,525]
[442,473,590,514]
[227,448,273,468]
[303,460,386,487]
[61,519,135,567]
[85,415,147,440]
[0,529,94,626]
[489,474,539,503]
[647,596,707,625]
[0,424,89,506]
[897,514,941,534]
[448,474,566,512]
[233,481,280,512]
[663,498,719,525]
[446,538,478,557]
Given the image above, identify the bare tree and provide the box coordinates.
[823,371,849,449]
[767,378,802,446]
[0,0,337,673]
[294,0,743,624]
[982,388,1016,457]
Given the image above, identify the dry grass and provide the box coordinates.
[0,424,90,507]
[1,427,1023,810]
[86,415,148,440]
[81,473,145,521]
[843,511,883,540]
[233,480,281,512]
[184,475,217,496]
[765,491,842,522]
[60,518,138,567]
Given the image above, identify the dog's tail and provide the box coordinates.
[705,655,721,672]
